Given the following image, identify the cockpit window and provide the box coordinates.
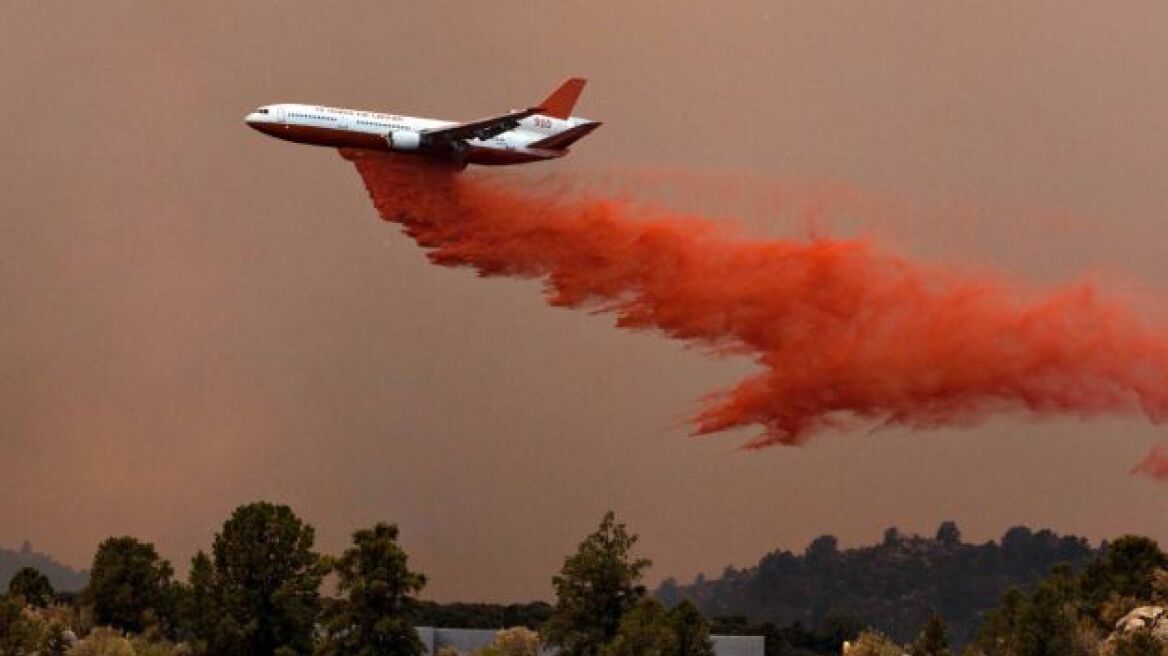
[257,108,270,114]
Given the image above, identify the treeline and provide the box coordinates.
[969,534,1168,656]
[410,601,552,630]
[1,503,443,655]
[842,534,1168,656]
[656,522,1098,645]
[6,507,1160,656]
[0,504,722,656]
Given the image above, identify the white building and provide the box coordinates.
[415,627,765,656]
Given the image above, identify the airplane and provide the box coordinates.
[244,78,600,168]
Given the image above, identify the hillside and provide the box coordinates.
[656,523,1097,645]
[0,541,88,593]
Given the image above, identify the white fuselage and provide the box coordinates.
[245,103,600,166]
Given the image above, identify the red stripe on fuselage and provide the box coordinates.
[247,122,555,166]
[249,121,387,150]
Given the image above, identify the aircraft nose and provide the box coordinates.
[244,111,272,133]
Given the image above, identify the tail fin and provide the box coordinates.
[538,77,587,119]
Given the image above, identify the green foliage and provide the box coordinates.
[909,612,951,656]
[602,598,677,656]
[84,536,174,634]
[0,596,42,656]
[975,567,1081,656]
[544,511,652,656]
[973,588,1024,656]
[1017,568,1079,656]
[176,550,216,649]
[8,566,54,607]
[0,598,75,656]
[669,600,715,656]
[973,538,1168,656]
[34,507,1147,656]
[42,621,72,656]
[710,614,861,656]
[208,501,324,656]
[319,522,426,656]
[410,601,552,629]
[591,591,713,656]
[1081,537,1168,615]
[663,522,1096,645]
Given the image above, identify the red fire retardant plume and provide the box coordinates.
[340,149,1168,478]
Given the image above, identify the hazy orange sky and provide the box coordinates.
[4,2,1168,601]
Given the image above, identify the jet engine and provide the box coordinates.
[385,130,422,151]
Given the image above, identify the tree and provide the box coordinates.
[178,550,217,648]
[669,599,715,656]
[935,522,962,548]
[1081,536,1167,612]
[976,561,1113,656]
[8,566,54,607]
[657,578,682,608]
[319,522,426,656]
[805,535,839,559]
[975,588,1025,656]
[665,524,1096,645]
[910,612,951,656]
[409,600,552,630]
[209,501,324,656]
[882,528,902,547]
[602,598,677,656]
[804,536,840,570]
[84,536,174,633]
[544,511,652,656]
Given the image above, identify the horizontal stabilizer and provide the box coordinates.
[528,122,602,150]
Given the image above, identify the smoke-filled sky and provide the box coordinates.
[4,2,1168,601]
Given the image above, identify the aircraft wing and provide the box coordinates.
[423,106,543,143]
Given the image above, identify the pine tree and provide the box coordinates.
[84,536,173,633]
[319,522,426,656]
[209,502,325,656]
[544,512,652,656]
[178,550,217,649]
[909,612,951,656]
